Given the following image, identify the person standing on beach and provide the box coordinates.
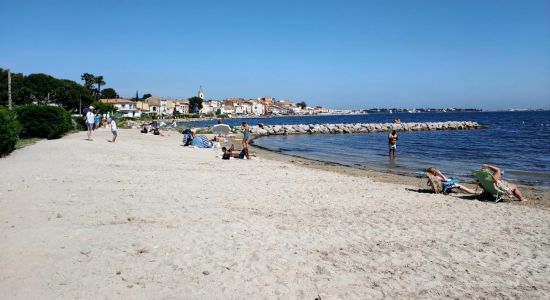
[85,106,95,141]
[388,130,398,158]
[241,122,250,159]
[94,112,100,130]
[110,118,118,143]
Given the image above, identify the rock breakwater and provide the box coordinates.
[249,121,481,136]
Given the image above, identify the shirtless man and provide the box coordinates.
[388,130,398,158]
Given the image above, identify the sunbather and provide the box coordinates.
[221,145,246,160]
[426,167,478,194]
[481,164,527,202]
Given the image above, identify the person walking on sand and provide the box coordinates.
[388,130,398,158]
[94,112,100,130]
[241,122,250,159]
[110,118,118,143]
[85,106,95,141]
[482,164,527,202]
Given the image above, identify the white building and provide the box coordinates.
[251,101,265,116]
[99,98,142,118]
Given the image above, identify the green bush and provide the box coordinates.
[72,116,87,131]
[15,105,72,139]
[0,106,20,156]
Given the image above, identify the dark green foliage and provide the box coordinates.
[100,88,119,99]
[72,116,87,131]
[188,96,203,113]
[0,69,26,106]
[296,101,307,109]
[142,93,152,99]
[94,76,105,99]
[90,101,117,113]
[0,106,20,156]
[15,105,72,139]
[80,73,96,94]
[0,68,94,112]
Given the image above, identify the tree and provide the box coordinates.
[296,101,307,109]
[80,73,95,94]
[94,75,105,99]
[1,69,94,112]
[215,108,222,116]
[100,88,119,99]
[142,93,152,99]
[90,100,117,114]
[0,68,26,106]
[188,96,203,113]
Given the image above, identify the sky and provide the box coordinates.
[1,0,549,110]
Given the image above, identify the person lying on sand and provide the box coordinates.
[481,164,527,202]
[426,167,478,194]
[221,145,246,160]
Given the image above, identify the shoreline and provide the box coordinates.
[1,128,550,298]
[248,138,550,209]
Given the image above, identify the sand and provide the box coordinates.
[1,128,549,299]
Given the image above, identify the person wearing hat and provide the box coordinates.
[85,106,95,140]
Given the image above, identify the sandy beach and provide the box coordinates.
[1,128,549,299]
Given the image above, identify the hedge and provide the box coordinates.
[0,106,20,156]
[15,105,73,139]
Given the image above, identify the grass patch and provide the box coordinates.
[15,137,42,150]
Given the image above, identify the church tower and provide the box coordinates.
[198,86,205,99]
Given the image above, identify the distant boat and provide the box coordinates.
[389,110,393,114]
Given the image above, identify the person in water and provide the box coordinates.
[388,130,398,158]
[426,167,478,194]
[481,164,527,202]
[241,122,250,159]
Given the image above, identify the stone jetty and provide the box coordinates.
[249,121,481,136]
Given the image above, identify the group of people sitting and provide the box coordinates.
[425,164,526,202]
[140,124,162,135]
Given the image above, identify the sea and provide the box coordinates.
[185,111,550,188]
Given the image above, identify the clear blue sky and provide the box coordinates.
[1,0,549,109]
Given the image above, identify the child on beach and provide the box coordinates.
[110,118,117,143]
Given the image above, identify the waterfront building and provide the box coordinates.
[99,98,142,118]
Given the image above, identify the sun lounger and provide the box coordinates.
[472,170,506,202]
[425,172,460,194]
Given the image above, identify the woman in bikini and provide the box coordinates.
[482,164,527,202]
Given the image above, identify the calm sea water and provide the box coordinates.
[190,112,550,187]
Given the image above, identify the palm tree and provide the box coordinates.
[80,73,96,94]
[94,75,105,99]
